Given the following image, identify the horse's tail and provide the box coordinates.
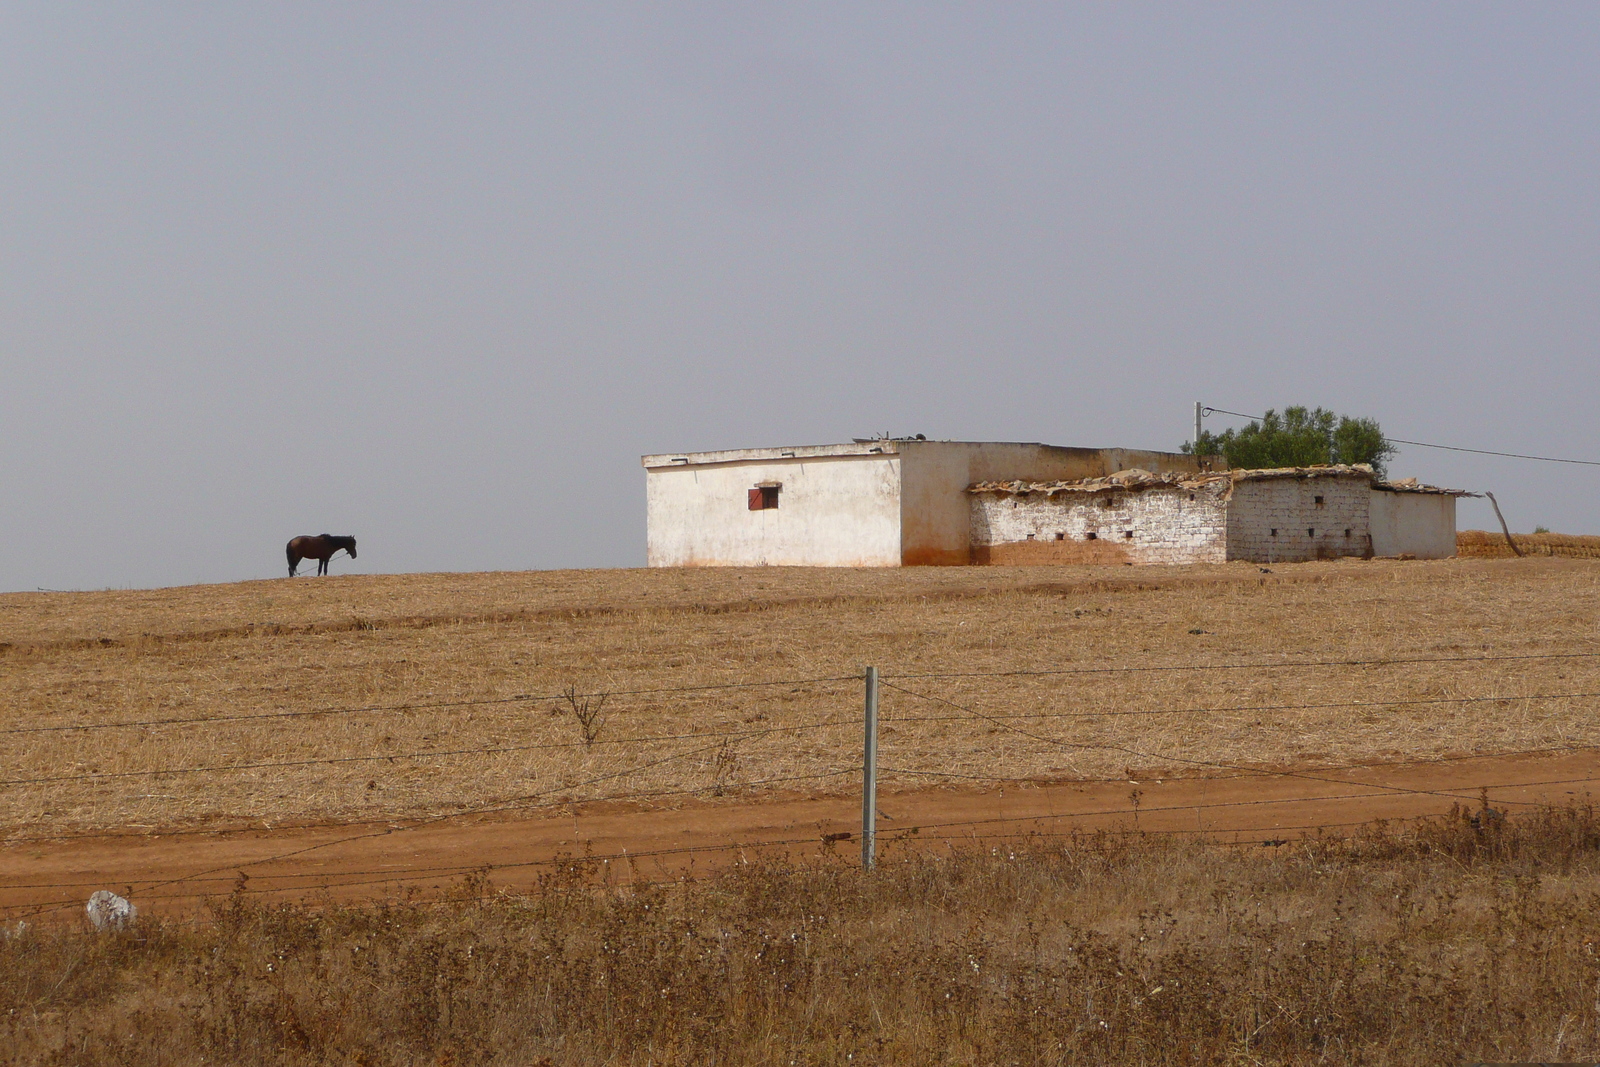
[286,540,297,576]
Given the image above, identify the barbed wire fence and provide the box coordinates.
[6,649,1600,920]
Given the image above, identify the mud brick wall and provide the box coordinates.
[1225,476,1371,562]
[970,482,1229,565]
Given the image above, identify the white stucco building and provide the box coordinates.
[642,440,1469,568]
[642,440,1207,567]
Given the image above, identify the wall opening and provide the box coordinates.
[1344,528,1352,538]
[1270,529,1278,537]
[1086,532,1098,540]
[1307,528,1315,537]
[1123,530,1134,540]
[1314,495,1325,506]
[748,485,780,511]
[1055,532,1066,541]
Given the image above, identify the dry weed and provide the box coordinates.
[4,805,1600,1064]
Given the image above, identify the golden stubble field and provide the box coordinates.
[2,555,1599,837]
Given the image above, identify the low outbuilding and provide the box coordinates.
[968,465,1472,565]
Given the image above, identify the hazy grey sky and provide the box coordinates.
[3,3,1597,591]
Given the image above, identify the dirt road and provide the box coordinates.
[5,747,1595,923]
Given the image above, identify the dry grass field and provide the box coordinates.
[4,555,1600,837]
[6,804,1600,1065]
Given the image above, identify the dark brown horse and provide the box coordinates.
[287,534,357,576]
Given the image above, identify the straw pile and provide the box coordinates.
[1458,530,1600,559]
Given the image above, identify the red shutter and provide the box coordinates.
[749,488,764,510]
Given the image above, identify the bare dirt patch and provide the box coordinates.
[3,747,1596,920]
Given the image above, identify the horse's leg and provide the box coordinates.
[319,557,328,576]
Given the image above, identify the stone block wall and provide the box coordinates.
[970,481,1230,565]
[1224,476,1372,562]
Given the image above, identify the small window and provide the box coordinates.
[1123,530,1134,540]
[1307,528,1315,537]
[1026,533,1036,541]
[1270,529,1278,537]
[1344,528,1352,538]
[1314,495,1325,506]
[1086,532,1098,540]
[1055,532,1066,541]
[748,485,780,510]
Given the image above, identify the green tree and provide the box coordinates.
[1184,406,1397,476]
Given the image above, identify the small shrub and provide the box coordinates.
[553,685,608,749]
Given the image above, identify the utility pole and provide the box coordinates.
[1484,492,1525,557]
[1194,401,1204,452]
[862,666,879,871]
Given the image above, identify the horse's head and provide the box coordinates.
[345,537,357,560]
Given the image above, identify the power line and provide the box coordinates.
[879,679,1591,810]
[886,650,1600,682]
[0,716,857,788]
[11,714,1586,843]
[0,771,861,895]
[879,773,1600,838]
[10,654,1595,737]
[1202,406,1600,467]
[881,689,1600,725]
[1,831,831,915]
[9,674,1597,791]
[902,811,1493,849]
[12,774,1590,910]
[881,742,1600,785]
[0,673,857,736]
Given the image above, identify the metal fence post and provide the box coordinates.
[862,666,879,871]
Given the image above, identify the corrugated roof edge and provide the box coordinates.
[970,465,1477,497]
[1372,478,1479,496]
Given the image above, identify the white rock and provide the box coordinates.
[86,890,137,931]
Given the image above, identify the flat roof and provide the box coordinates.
[640,439,1103,469]
[641,442,904,468]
